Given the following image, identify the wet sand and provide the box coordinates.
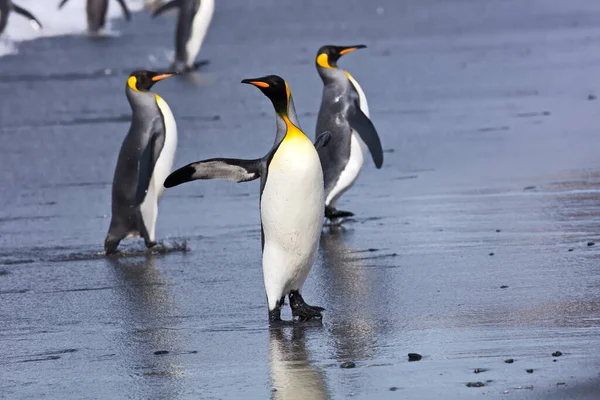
[1,0,600,398]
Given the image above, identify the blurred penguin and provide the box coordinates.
[0,0,42,35]
[58,0,131,35]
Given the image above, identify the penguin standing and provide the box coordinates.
[315,45,383,220]
[152,0,214,73]
[58,0,131,35]
[105,70,178,255]
[0,0,42,35]
[164,75,331,323]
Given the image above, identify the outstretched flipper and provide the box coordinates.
[313,131,331,150]
[164,158,262,188]
[136,126,165,204]
[13,4,42,30]
[347,100,383,168]
[116,0,131,21]
[152,0,182,17]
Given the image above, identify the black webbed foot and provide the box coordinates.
[325,206,354,220]
[289,290,325,322]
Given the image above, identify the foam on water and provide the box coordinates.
[0,0,146,57]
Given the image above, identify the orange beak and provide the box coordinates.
[151,73,176,82]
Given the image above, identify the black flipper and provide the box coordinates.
[164,158,262,188]
[152,0,182,17]
[136,128,165,204]
[115,0,131,21]
[12,4,42,29]
[313,131,331,150]
[347,100,383,169]
[57,0,70,9]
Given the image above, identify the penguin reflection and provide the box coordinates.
[319,227,378,361]
[269,326,329,400]
[107,255,184,399]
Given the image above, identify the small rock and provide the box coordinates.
[505,358,514,364]
[588,94,596,100]
[474,368,488,374]
[525,385,534,389]
[587,242,595,247]
[153,350,169,355]
[552,351,562,357]
[514,386,522,390]
[340,361,356,369]
[489,252,495,256]
[526,369,534,373]
[556,382,566,386]
[553,359,557,362]
[389,387,399,391]
[496,229,501,232]
[408,353,422,362]
[523,185,536,190]
[568,248,574,252]
[503,390,510,394]
[500,285,509,289]
[466,382,485,388]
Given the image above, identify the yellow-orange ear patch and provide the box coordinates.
[127,76,139,92]
[316,53,331,68]
[250,81,270,88]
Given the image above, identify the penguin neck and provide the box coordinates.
[126,86,160,113]
[317,65,347,85]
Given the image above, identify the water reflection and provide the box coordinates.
[269,325,329,400]
[106,254,185,400]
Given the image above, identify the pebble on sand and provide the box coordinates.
[504,358,514,364]
[389,387,399,391]
[474,368,488,374]
[340,361,356,369]
[568,248,574,252]
[489,252,495,256]
[154,350,169,355]
[500,285,509,289]
[587,242,595,246]
[552,351,562,357]
[408,353,422,362]
[526,369,534,373]
[466,382,485,387]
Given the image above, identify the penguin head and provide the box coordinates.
[316,44,366,69]
[126,70,176,93]
[241,75,291,116]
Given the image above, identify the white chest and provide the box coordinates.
[152,95,178,199]
[185,0,214,66]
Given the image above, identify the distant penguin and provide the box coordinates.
[105,70,178,255]
[152,0,214,73]
[58,0,131,34]
[0,0,42,35]
[164,75,331,323]
[315,45,383,221]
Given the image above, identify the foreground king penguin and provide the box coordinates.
[315,44,383,220]
[0,0,42,35]
[165,75,331,323]
[105,70,178,254]
[152,0,214,73]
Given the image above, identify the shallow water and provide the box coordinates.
[1,0,600,398]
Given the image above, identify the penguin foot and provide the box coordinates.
[145,240,157,249]
[325,206,354,220]
[104,238,120,255]
[289,290,325,322]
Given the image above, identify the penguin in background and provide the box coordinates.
[315,45,383,221]
[105,70,178,255]
[164,75,331,323]
[57,0,131,35]
[152,0,214,73]
[0,0,42,35]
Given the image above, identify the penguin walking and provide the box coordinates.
[315,45,383,221]
[152,0,214,73]
[0,0,42,35]
[164,75,331,323]
[58,0,131,35]
[105,70,178,255]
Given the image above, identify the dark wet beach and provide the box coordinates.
[1,0,600,398]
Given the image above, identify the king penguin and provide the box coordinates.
[58,0,131,35]
[0,0,42,35]
[315,44,383,221]
[164,75,331,323]
[105,70,178,255]
[152,0,214,73]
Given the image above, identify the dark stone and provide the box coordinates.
[568,248,574,252]
[500,285,509,289]
[496,229,501,232]
[505,358,514,363]
[523,186,536,190]
[552,351,562,357]
[557,382,566,386]
[408,353,422,362]
[553,359,557,362]
[489,252,495,256]
[588,94,596,100]
[526,369,534,373]
[153,350,169,355]
[466,382,485,387]
[340,361,356,369]
[474,368,488,374]
[389,387,399,391]
[587,242,595,247]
